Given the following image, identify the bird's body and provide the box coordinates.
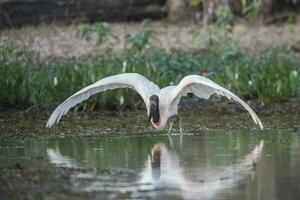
[47,73,263,130]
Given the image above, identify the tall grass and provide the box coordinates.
[1,39,300,110]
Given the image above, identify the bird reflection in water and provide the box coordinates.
[151,145,161,182]
[47,148,78,168]
[139,143,186,189]
[47,139,264,199]
[139,141,264,199]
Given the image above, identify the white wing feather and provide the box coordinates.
[46,73,160,127]
[170,75,263,129]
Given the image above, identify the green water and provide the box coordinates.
[1,130,300,199]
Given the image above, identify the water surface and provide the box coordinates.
[1,130,300,199]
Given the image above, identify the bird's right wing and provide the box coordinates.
[46,73,160,127]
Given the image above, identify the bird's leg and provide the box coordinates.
[167,115,184,134]
[178,116,183,148]
[167,120,174,135]
[173,115,183,135]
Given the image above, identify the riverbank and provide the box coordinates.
[1,99,300,139]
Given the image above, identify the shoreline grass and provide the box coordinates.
[1,35,300,111]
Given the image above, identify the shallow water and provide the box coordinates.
[1,130,300,199]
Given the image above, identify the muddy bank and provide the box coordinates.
[1,99,300,139]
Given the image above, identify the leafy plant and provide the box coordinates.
[196,4,234,51]
[125,20,155,52]
[190,0,205,7]
[215,4,234,26]
[241,0,260,20]
[81,22,114,45]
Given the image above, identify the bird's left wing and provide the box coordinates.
[46,73,160,127]
[169,75,263,129]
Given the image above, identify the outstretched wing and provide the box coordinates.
[46,73,160,127]
[169,75,263,129]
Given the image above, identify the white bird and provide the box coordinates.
[46,73,263,131]
[139,141,264,199]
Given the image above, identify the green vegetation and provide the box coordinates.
[190,0,261,20]
[81,22,114,45]
[241,0,260,20]
[1,19,300,110]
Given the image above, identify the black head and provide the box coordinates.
[151,145,161,180]
[148,95,160,124]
